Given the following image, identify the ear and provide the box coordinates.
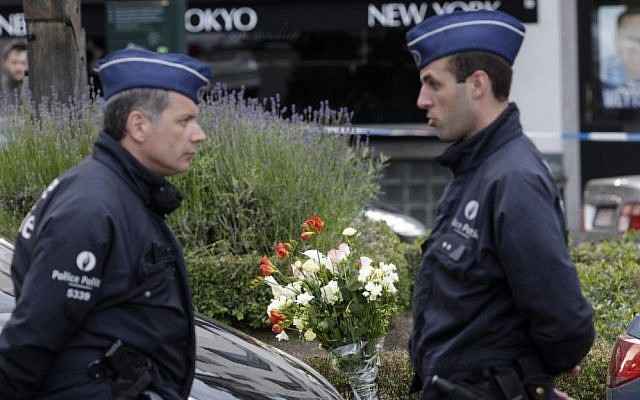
[124,110,151,143]
[468,70,491,100]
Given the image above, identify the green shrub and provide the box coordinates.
[0,207,20,240]
[552,234,640,399]
[352,218,422,311]
[170,91,384,254]
[185,243,272,328]
[0,102,99,227]
[186,218,421,328]
[572,234,640,341]
[0,91,385,258]
[305,350,420,400]
[555,337,610,400]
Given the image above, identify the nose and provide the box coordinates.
[190,121,206,143]
[416,84,433,110]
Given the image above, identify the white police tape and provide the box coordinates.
[562,133,640,142]
[322,126,640,142]
[321,126,437,137]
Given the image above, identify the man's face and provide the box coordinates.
[618,14,640,81]
[3,50,27,82]
[416,57,475,142]
[139,92,206,176]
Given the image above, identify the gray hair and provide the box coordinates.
[103,88,170,140]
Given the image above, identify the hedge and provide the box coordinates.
[186,219,422,329]
[301,235,640,399]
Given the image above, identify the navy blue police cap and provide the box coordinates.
[406,10,525,70]
[95,48,213,104]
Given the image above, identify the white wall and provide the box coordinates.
[512,0,565,154]
[510,0,582,230]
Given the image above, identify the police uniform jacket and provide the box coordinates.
[0,132,196,400]
[409,104,595,393]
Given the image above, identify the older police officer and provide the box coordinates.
[0,48,211,399]
[406,11,595,400]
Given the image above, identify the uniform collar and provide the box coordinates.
[437,103,523,176]
[93,132,183,216]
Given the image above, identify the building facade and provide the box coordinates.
[4,1,638,232]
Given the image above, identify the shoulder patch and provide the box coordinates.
[76,251,97,272]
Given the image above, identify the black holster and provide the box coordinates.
[88,340,156,400]
[432,356,555,400]
[492,356,554,400]
[515,356,554,400]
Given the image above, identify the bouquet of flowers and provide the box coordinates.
[257,215,400,348]
[257,215,400,399]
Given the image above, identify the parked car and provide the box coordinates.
[583,175,640,234]
[607,315,640,399]
[0,238,343,400]
[364,204,427,242]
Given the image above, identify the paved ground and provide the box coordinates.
[251,312,413,359]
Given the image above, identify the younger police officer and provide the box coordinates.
[0,48,211,399]
[406,11,595,400]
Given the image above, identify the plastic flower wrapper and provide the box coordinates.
[256,216,400,350]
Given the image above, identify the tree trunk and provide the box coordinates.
[23,0,86,107]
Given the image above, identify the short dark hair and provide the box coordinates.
[2,41,26,61]
[103,88,170,140]
[446,51,513,101]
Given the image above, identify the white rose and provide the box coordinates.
[296,291,314,306]
[358,264,374,283]
[304,329,317,341]
[293,317,306,330]
[364,282,383,301]
[385,282,398,294]
[383,273,399,287]
[267,296,291,316]
[327,249,342,265]
[320,280,342,305]
[342,227,357,236]
[338,243,351,256]
[301,259,320,274]
[328,243,350,265]
[380,262,397,274]
[276,331,289,341]
[360,256,372,269]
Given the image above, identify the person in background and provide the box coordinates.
[0,40,28,101]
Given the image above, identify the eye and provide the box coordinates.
[422,77,440,91]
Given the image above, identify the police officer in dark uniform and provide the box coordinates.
[0,48,211,399]
[405,11,595,400]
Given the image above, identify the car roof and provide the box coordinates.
[587,175,640,190]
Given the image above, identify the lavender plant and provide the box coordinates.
[0,88,385,255]
[172,87,385,253]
